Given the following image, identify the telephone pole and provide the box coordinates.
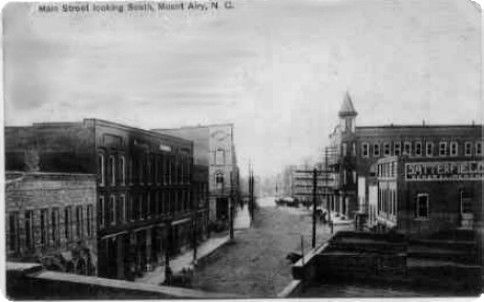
[312,168,317,248]
[325,147,334,234]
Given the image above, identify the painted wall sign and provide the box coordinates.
[405,160,484,181]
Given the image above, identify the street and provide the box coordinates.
[190,197,352,298]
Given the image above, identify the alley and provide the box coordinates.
[190,198,352,298]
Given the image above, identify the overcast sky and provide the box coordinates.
[3,0,482,177]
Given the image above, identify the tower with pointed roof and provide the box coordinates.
[339,91,358,133]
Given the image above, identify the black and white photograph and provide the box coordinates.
[2,0,483,298]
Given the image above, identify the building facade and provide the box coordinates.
[6,172,97,275]
[327,93,484,227]
[153,124,240,224]
[376,156,483,237]
[5,119,203,280]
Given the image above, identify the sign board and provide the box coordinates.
[405,160,484,181]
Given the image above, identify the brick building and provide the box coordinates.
[327,93,483,226]
[5,119,204,280]
[376,156,483,237]
[153,124,240,224]
[5,172,97,275]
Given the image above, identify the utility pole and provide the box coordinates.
[229,171,234,240]
[325,147,333,234]
[312,168,317,248]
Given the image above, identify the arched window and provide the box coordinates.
[215,172,224,190]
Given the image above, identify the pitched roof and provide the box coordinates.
[338,91,357,117]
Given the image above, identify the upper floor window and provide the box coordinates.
[110,195,116,225]
[25,210,34,250]
[342,143,347,156]
[51,208,60,246]
[465,142,472,156]
[362,143,369,158]
[450,142,458,157]
[383,142,390,156]
[416,193,429,218]
[215,149,225,165]
[476,141,482,156]
[98,196,105,228]
[109,155,116,186]
[216,172,224,190]
[415,141,422,157]
[98,153,105,186]
[426,142,434,157]
[119,195,126,224]
[9,212,19,252]
[403,142,411,156]
[439,142,447,157]
[394,142,401,156]
[65,206,72,241]
[373,143,380,157]
[119,156,126,185]
[86,205,93,237]
[40,209,48,247]
[76,206,83,238]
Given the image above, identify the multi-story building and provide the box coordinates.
[5,172,97,275]
[327,92,484,226]
[152,124,240,224]
[5,119,202,280]
[376,156,483,237]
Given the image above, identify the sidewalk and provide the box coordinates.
[135,207,252,286]
[135,235,230,285]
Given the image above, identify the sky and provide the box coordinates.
[3,0,482,178]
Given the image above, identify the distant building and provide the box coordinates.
[152,124,240,224]
[327,92,484,230]
[5,172,97,275]
[376,156,483,236]
[5,119,203,280]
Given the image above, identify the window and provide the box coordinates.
[25,210,34,250]
[416,193,429,218]
[383,142,390,156]
[403,142,411,156]
[65,206,72,241]
[362,143,369,158]
[373,143,380,157]
[146,155,151,184]
[394,142,401,156]
[119,195,126,223]
[127,195,133,221]
[465,142,472,156]
[86,205,93,237]
[450,142,458,156]
[155,156,160,184]
[140,194,146,219]
[460,189,472,214]
[9,212,19,252]
[147,193,152,218]
[76,206,83,239]
[119,156,126,185]
[110,195,116,225]
[343,170,347,185]
[216,172,224,190]
[98,153,105,186]
[342,143,347,156]
[476,141,482,156]
[415,141,422,157]
[352,171,357,184]
[426,142,434,157]
[109,155,116,186]
[98,196,105,228]
[215,149,225,165]
[439,142,447,157]
[40,209,48,247]
[51,208,59,246]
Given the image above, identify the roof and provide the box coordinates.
[338,91,357,117]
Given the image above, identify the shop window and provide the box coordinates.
[9,212,19,252]
[416,193,429,218]
[476,141,482,156]
[403,142,411,156]
[383,142,390,156]
[450,142,458,157]
[426,142,434,157]
[51,208,59,246]
[25,210,34,250]
[394,142,401,156]
[439,142,447,157]
[373,143,380,157]
[65,206,72,241]
[98,153,105,186]
[415,141,422,157]
[362,142,369,158]
[464,142,472,156]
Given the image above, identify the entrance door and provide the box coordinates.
[216,198,229,220]
[460,190,474,229]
